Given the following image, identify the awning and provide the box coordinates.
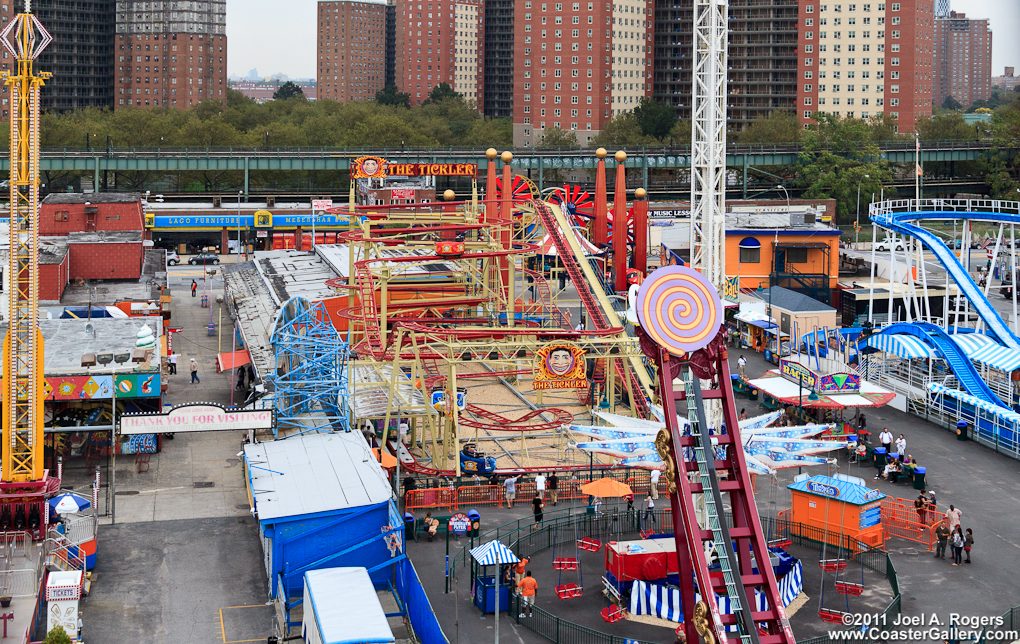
[747,370,896,409]
[861,334,935,359]
[950,334,1020,372]
[734,311,776,329]
[217,350,251,372]
[774,241,830,249]
[928,383,1020,426]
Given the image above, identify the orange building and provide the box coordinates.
[788,474,885,550]
[726,206,841,306]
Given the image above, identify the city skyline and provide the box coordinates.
[228,0,1018,84]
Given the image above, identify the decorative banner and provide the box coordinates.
[120,433,158,455]
[448,513,471,536]
[388,162,476,177]
[818,372,861,393]
[120,403,274,435]
[49,376,113,400]
[351,155,388,179]
[114,374,161,398]
[779,359,817,390]
[723,276,740,302]
[636,265,721,356]
[534,342,587,390]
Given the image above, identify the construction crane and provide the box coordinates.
[1,1,52,485]
[688,0,729,291]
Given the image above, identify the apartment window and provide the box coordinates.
[806,4,814,12]
[805,71,813,79]
[891,30,899,39]
[787,249,808,263]
[891,57,899,66]
[891,71,898,79]
[806,57,813,66]
[891,16,899,25]
[804,84,813,92]
[54,211,69,222]
[739,242,760,263]
[804,110,813,118]
[876,98,884,105]
[804,97,813,105]
[890,98,899,106]
[891,44,899,52]
[890,2,898,9]
[805,45,813,53]
[806,31,814,39]
[805,18,813,26]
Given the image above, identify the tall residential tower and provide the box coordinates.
[317,0,388,103]
[934,11,992,108]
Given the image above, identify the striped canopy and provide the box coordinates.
[951,334,1020,372]
[928,383,1020,426]
[862,333,935,359]
[470,540,519,566]
[537,228,601,256]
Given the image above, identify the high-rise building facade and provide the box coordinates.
[512,0,654,147]
[483,0,514,118]
[934,11,991,108]
[0,1,115,113]
[933,0,948,18]
[317,0,388,103]
[653,0,799,129]
[993,67,1019,92]
[797,0,934,133]
[114,1,228,108]
[395,0,484,106]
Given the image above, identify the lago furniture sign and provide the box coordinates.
[120,403,274,435]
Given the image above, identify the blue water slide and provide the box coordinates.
[875,322,1007,407]
[871,208,1020,350]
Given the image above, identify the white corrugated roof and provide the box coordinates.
[305,568,394,644]
[244,433,392,522]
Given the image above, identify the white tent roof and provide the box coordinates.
[305,568,394,644]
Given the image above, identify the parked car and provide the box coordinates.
[874,238,906,252]
[188,252,220,265]
[166,251,180,266]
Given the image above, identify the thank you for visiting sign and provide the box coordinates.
[120,403,274,435]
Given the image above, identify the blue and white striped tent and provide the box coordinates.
[861,333,934,359]
[951,334,1020,372]
[928,383,1020,426]
[629,561,803,626]
[470,540,520,566]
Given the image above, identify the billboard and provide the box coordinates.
[120,403,274,435]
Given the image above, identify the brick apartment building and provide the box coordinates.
[797,0,934,132]
[317,0,388,103]
[512,0,653,147]
[934,11,992,108]
[114,1,227,108]
[396,0,485,106]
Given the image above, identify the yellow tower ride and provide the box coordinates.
[1,1,51,491]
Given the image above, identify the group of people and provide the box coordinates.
[500,472,561,509]
[933,504,974,566]
[501,558,538,617]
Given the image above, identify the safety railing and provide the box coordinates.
[881,496,940,551]
[405,474,669,512]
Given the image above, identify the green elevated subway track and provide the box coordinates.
[21,140,1004,200]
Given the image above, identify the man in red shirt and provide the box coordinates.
[513,557,529,593]
[517,570,538,617]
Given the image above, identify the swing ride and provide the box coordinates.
[552,523,584,599]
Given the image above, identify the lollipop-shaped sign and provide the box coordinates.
[636,265,722,356]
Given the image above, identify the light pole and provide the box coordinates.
[777,184,790,213]
[856,174,870,250]
[237,190,244,259]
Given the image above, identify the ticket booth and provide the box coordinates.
[787,474,885,549]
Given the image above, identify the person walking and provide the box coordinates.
[548,473,559,506]
[535,472,547,500]
[914,493,927,525]
[504,475,519,508]
[934,520,950,560]
[946,504,963,532]
[190,358,200,384]
[191,279,198,297]
[625,492,634,516]
[737,355,747,378]
[951,526,965,566]
[879,428,893,454]
[895,433,907,456]
[643,494,657,526]
[167,352,177,375]
[739,408,748,421]
[649,468,660,499]
[513,557,530,594]
[517,570,538,617]
[964,528,974,564]
[532,494,545,526]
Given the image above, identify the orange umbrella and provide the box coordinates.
[579,477,632,498]
[374,448,399,469]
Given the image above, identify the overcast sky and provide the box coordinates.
[226,0,1019,80]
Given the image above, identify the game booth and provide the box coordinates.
[601,536,804,627]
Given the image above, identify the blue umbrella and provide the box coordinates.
[49,493,91,515]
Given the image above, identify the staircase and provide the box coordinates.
[44,517,96,573]
[355,267,383,355]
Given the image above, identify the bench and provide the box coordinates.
[415,515,453,539]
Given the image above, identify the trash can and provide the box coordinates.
[207,323,216,337]
[468,509,481,538]
[873,447,887,471]
[956,420,969,441]
[404,512,417,539]
[912,466,927,491]
[747,387,759,401]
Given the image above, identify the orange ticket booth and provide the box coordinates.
[787,474,885,549]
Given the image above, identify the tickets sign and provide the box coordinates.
[120,403,274,435]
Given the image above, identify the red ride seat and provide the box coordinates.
[601,606,627,623]
[555,583,583,599]
[553,557,579,571]
[835,581,864,596]
[577,537,602,552]
[819,559,847,572]
[819,609,849,624]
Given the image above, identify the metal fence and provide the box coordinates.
[395,557,449,644]
[509,594,660,644]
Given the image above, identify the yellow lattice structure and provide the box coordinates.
[1,3,51,483]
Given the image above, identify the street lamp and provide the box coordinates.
[237,190,244,259]
[777,184,790,213]
[856,174,870,250]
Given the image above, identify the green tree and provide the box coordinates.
[985,97,1020,198]
[424,82,461,105]
[667,119,692,146]
[795,113,892,224]
[375,84,411,108]
[941,95,963,111]
[272,81,305,101]
[462,118,513,148]
[537,126,579,149]
[632,98,677,140]
[43,627,72,644]
[590,113,657,147]
[866,113,900,142]
[915,111,978,141]
[734,111,802,144]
